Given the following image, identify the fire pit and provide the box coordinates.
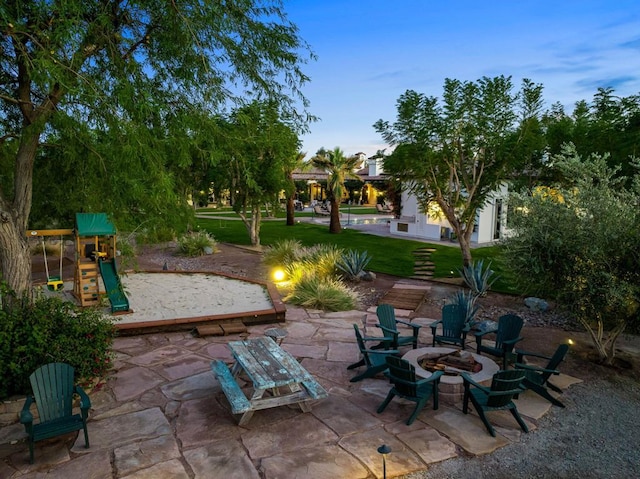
[402,347,499,405]
[417,350,482,375]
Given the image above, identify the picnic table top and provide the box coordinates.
[228,336,316,390]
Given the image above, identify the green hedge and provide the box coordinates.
[0,295,116,399]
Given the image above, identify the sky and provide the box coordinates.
[284,0,640,159]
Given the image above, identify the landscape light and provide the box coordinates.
[377,444,392,479]
[272,268,286,282]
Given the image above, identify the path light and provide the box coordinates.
[272,268,286,282]
[567,338,575,346]
[377,444,391,479]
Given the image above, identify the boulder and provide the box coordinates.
[524,297,549,312]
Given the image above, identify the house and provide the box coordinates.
[291,152,390,206]
[389,183,508,245]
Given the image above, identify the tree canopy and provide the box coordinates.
[374,76,545,265]
[311,147,360,234]
[504,144,640,364]
[0,0,314,302]
[542,88,640,184]
[208,100,301,246]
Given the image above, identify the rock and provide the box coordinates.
[524,297,549,312]
[360,271,376,281]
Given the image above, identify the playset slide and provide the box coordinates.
[98,258,130,313]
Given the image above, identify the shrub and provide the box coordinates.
[177,231,217,256]
[337,249,372,281]
[302,244,342,280]
[284,274,358,311]
[263,239,304,267]
[0,295,116,399]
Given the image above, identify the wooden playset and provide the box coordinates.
[27,213,130,313]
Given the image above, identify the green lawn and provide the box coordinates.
[196,217,518,294]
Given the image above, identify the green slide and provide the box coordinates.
[98,258,130,313]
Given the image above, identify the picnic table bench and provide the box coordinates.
[212,336,328,426]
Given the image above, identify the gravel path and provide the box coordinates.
[403,376,640,478]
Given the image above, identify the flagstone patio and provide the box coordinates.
[0,303,581,478]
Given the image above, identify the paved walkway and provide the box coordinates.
[0,296,581,478]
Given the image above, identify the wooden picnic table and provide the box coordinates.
[212,336,328,426]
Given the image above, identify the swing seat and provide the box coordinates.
[47,277,64,291]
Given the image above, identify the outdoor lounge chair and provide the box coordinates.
[313,205,330,216]
[430,304,470,349]
[475,314,524,369]
[376,303,421,350]
[514,344,570,407]
[462,369,528,437]
[377,356,444,425]
[349,324,399,382]
[20,362,91,464]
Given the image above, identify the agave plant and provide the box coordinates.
[336,249,372,281]
[459,259,499,298]
[448,289,479,326]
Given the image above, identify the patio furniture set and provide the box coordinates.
[18,301,569,463]
[348,303,570,436]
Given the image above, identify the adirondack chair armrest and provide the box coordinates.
[502,336,524,348]
[75,385,92,412]
[429,319,443,330]
[20,396,35,425]
[474,329,495,339]
[462,324,471,333]
[415,370,444,386]
[460,372,490,393]
[514,363,560,375]
[365,349,400,356]
[515,349,552,363]
[377,325,399,337]
[396,319,421,331]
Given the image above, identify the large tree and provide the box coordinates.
[211,101,300,246]
[311,147,360,234]
[504,144,640,365]
[543,88,640,183]
[0,1,313,304]
[374,76,545,266]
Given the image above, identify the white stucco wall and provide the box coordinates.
[390,184,509,245]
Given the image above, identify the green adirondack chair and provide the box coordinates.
[377,356,444,425]
[20,363,91,464]
[429,304,470,349]
[349,324,400,382]
[474,314,524,368]
[514,344,570,407]
[376,303,421,350]
[461,369,528,437]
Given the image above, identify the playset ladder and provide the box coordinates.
[75,261,100,307]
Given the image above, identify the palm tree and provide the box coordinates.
[311,147,360,233]
[284,151,307,226]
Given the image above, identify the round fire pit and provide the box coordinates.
[402,347,500,405]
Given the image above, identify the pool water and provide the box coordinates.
[342,217,391,226]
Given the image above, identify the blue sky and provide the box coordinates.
[285,0,640,158]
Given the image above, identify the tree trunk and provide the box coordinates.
[0,220,32,309]
[457,228,474,268]
[329,198,342,234]
[437,197,474,267]
[249,205,262,247]
[286,195,295,226]
[0,131,40,308]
